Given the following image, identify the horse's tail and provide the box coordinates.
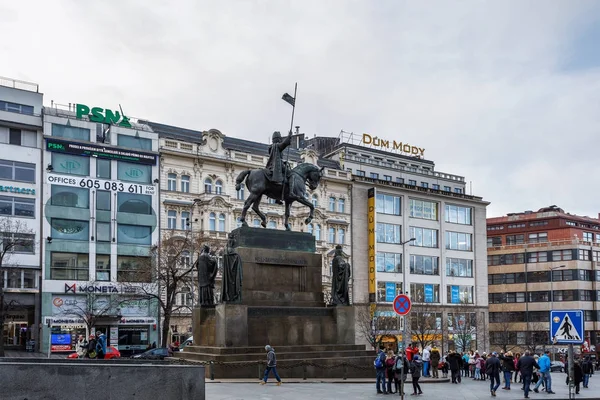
[235,170,251,191]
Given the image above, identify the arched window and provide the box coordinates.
[312,194,318,207]
[215,179,223,195]
[307,224,313,235]
[218,214,226,231]
[253,218,261,228]
[209,212,216,231]
[315,224,321,241]
[267,220,276,229]
[204,178,212,194]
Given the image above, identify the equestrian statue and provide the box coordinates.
[235,130,324,231]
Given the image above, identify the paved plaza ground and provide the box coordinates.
[206,374,599,400]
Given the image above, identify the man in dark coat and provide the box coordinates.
[447,351,462,383]
[516,350,539,398]
[486,352,502,396]
[574,361,584,394]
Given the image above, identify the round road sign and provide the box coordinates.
[393,294,411,316]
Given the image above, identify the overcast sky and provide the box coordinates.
[2,1,599,218]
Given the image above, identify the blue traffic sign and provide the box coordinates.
[550,310,584,344]
[393,294,411,316]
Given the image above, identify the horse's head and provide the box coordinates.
[307,166,324,190]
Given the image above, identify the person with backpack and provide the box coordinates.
[385,350,397,394]
[95,331,107,359]
[410,354,423,395]
[260,345,282,385]
[374,346,387,394]
[394,352,410,396]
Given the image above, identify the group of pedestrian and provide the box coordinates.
[73,331,107,359]
[375,345,421,395]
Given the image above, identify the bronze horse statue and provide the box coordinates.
[235,163,324,231]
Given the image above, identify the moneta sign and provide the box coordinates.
[362,133,424,157]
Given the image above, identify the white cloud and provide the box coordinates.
[1,0,599,217]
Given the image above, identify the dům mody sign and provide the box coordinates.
[75,104,132,128]
[362,133,425,157]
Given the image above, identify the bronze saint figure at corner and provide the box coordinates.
[221,233,243,303]
[196,245,218,307]
[331,245,351,306]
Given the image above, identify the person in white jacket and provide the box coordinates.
[422,346,431,377]
[75,335,87,359]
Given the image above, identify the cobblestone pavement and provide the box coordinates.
[206,374,599,400]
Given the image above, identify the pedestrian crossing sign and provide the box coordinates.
[550,310,584,344]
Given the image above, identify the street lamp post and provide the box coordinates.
[400,237,416,400]
[549,264,566,361]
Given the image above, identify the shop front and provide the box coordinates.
[3,309,34,349]
[118,317,156,356]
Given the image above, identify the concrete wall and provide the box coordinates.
[0,361,205,400]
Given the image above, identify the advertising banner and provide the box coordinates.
[424,284,434,303]
[46,137,157,165]
[368,188,376,302]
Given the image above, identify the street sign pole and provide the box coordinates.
[568,344,574,400]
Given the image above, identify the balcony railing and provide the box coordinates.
[0,76,39,93]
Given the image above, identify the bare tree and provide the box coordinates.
[448,301,483,353]
[129,230,222,347]
[525,322,549,354]
[356,303,399,350]
[489,304,518,353]
[410,303,443,350]
[0,217,35,357]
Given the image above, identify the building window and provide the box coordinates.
[445,205,472,225]
[253,218,261,227]
[117,161,151,184]
[204,179,212,194]
[0,100,34,115]
[0,196,35,217]
[50,219,89,241]
[307,224,313,235]
[0,232,35,253]
[446,258,473,277]
[376,223,402,244]
[237,186,244,200]
[97,159,111,179]
[421,182,428,188]
[446,231,472,251]
[9,129,20,145]
[506,234,524,245]
[0,160,35,183]
[376,252,402,273]
[527,251,548,263]
[96,254,110,281]
[410,255,439,275]
[337,198,345,213]
[529,220,548,227]
[117,134,152,150]
[384,175,392,181]
[408,180,417,186]
[96,190,111,211]
[432,184,439,190]
[409,227,438,248]
[396,178,404,184]
[337,228,345,244]
[180,251,191,269]
[409,199,438,220]
[454,188,462,194]
[370,172,379,179]
[52,153,90,176]
[487,236,502,247]
[181,175,190,193]
[528,232,548,243]
[329,227,336,243]
[410,283,440,303]
[329,197,336,212]
[376,193,401,215]
[311,194,318,207]
[218,214,226,231]
[178,287,194,307]
[50,253,89,280]
[267,221,276,229]
[377,281,403,302]
[117,256,151,282]
[315,224,321,241]
[181,211,190,230]
[215,180,223,195]
[447,285,474,304]
[209,212,216,231]
[356,170,365,177]
[52,123,90,141]
[267,197,276,204]
[117,193,152,215]
[443,186,451,191]
[583,232,594,242]
[51,185,89,209]
[167,173,177,191]
[96,222,110,243]
[117,225,151,245]
[552,249,573,261]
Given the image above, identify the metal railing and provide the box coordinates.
[0,76,39,92]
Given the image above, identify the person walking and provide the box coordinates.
[533,350,554,394]
[516,350,539,398]
[95,331,107,359]
[573,360,583,394]
[430,345,441,378]
[422,346,431,378]
[447,351,462,383]
[260,345,282,385]
[410,354,423,395]
[375,346,388,394]
[581,356,593,388]
[486,352,502,397]
[499,351,515,390]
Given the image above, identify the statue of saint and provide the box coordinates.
[196,245,218,307]
[221,233,243,303]
[266,131,294,204]
[331,245,351,306]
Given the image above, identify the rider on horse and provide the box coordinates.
[266,131,298,203]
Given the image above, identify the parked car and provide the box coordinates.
[179,336,193,352]
[66,346,121,360]
[130,347,170,360]
[550,361,565,372]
